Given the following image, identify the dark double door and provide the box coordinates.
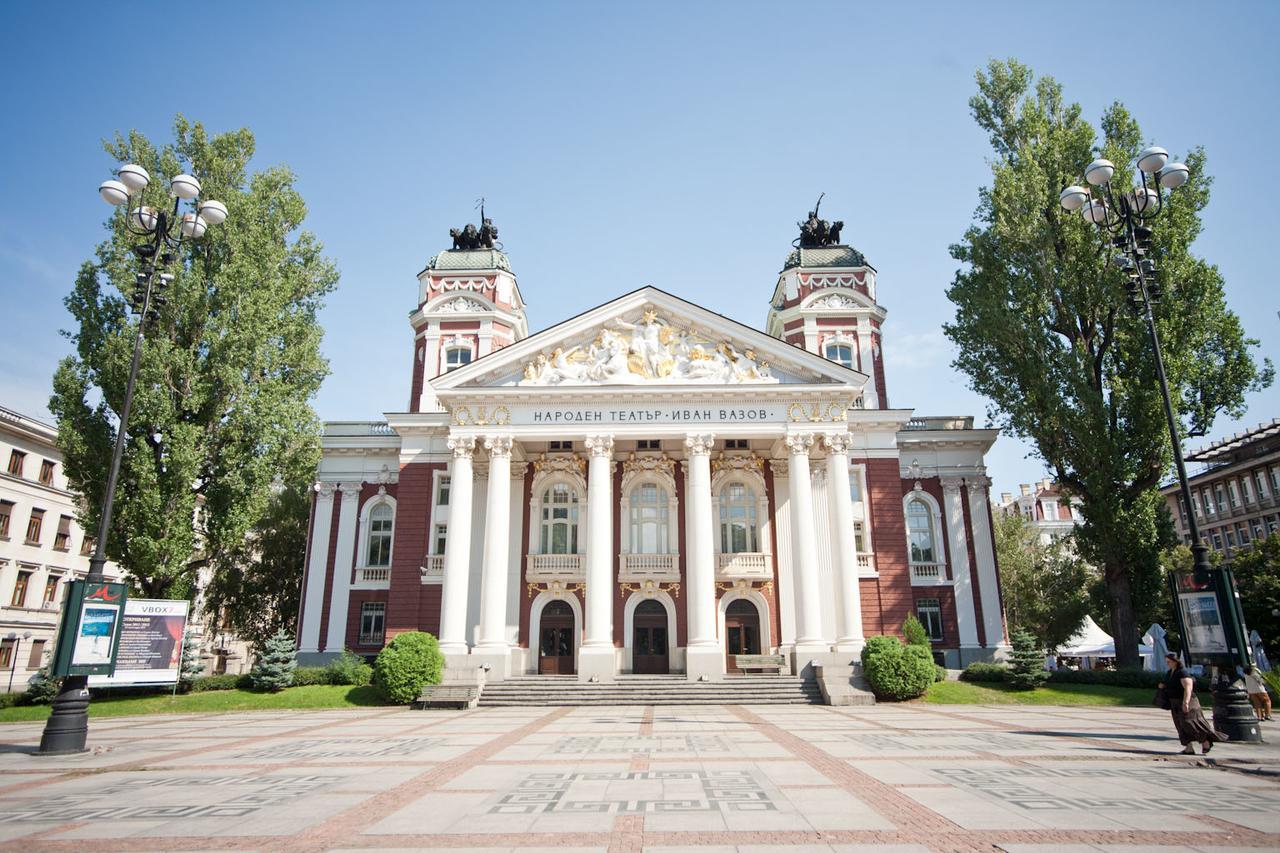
[725,599,761,673]
[538,600,576,675]
[632,599,669,674]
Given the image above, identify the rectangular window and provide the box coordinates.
[1256,471,1270,499]
[1191,493,1202,517]
[1215,486,1227,513]
[1211,533,1224,551]
[723,439,749,450]
[7,450,25,477]
[1202,491,1214,516]
[853,521,867,553]
[916,598,944,641]
[1253,519,1265,540]
[1225,529,1237,548]
[1267,515,1278,535]
[434,524,448,555]
[11,571,31,607]
[1237,522,1251,543]
[25,509,44,545]
[80,535,94,556]
[38,460,55,485]
[27,639,46,669]
[637,439,661,451]
[444,346,472,372]
[0,500,11,538]
[0,642,12,669]
[1241,477,1254,504]
[549,440,573,451]
[42,574,59,607]
[1271,468,1280,495]
[849,469,863,503]
[436,475,450,506]
[54,515,72,551]
[358,602,386,645]
[1227,481,1240,508]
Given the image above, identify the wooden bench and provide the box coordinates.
[412,684,480,710]
[733,654,787,674]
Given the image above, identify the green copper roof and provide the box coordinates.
[426,248,511,273]
[782,245,868,271]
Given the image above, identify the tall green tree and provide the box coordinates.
[993,511,1091,651]
[51,116,337,599]
[1227,534,1280,656]
[946,60,1270,666]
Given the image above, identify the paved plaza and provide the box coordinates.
[0,703,1276,851]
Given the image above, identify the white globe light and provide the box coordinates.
[117,164,150,193]
[98,180,129,206]
[197,200,228,225]
[131,205,158,231]
[1081,199,1109,224]
[1131,187,1160,214]
[1059,185,1089,211]
[1158,162,1190,189]
[170,173,201,200]
[1136,146,1168,174]
[180,213,208,238]
[1084,158,1115,186]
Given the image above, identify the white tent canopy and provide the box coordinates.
[1058,614,1154,660]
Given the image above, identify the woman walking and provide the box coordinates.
[1244,665,1273,722]
[1158,652,1226,754]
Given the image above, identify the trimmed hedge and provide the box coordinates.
[861,635,934,701]
[1048,667,1210,691]
[190,673,253,692]
[374,631,444,704]
[960,662,1011,683]
[327,650,374,686]
[934,664,948,683]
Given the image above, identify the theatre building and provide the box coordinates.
[297,211,1007,681]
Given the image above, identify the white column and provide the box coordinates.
[824,433,864,652]
[856,318,879,408]
[967,475,1007,650]
[476,435,513,653]
[786,433,826,652]
[684,433,721,680]
[940,477,980,650]
[325,483,362,653]
[298,482,335,654]
[580,434,616,681]
[438,436,475,656]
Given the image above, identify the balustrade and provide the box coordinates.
[526,553,585,581]
[715,551,770,580]
[618,552,679,581]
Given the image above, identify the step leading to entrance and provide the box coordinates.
[477,674,823,706]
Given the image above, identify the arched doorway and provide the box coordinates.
[632,599,670,674]
[725,599,762,673]
[538,600,576,675]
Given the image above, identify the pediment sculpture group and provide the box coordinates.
[520,310,778,386]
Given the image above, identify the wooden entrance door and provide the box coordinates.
[725,599,761,673]
[632,599,669,674]
[538,600,576,675]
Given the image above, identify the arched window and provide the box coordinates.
[906,499,936,563]
[540,483,580,554]
[444,346,472,372]
[826,343,854,369]
[366,503,394,567]
[719,482,759,553]
[629,483,669,554]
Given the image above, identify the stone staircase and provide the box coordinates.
[477,674,824,706]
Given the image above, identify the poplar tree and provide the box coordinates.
[946,60,1270,666]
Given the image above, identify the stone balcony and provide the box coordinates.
[715,552,771,581]
[618,553,680,582]
[420,555,443,584]
[909,562,948,585]
[526,553,584,583]
[356,566,390,586]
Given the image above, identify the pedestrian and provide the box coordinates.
[1158,651,1226,755]
[1244,664,1273,722]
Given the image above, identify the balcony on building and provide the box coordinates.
[618,553,679,582]
[526,553,584,583]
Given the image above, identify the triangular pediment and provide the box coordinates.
[431,286,868,392]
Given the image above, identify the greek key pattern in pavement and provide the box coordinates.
[489,769,775,814]
[236,736,444,759]
[552,735,730,754]
[840,732,1035,751]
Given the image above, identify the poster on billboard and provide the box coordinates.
[89,599,190,687]
[1180,591,1229,656]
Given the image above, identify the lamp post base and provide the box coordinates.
[37,676,91,755]
[1211,674,1262,743]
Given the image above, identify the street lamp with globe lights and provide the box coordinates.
[37,166,226,755]
[1061,146,1260,742]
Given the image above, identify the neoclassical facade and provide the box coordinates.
[297,224,1007,679]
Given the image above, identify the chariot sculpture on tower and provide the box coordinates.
[449,198,500,250]
[795,193,845,247]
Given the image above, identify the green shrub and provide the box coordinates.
[960,661,1011,682]
[0,692,19,709]
[20,667,62,705]
[250,631,298,691]
[327,649,374,686]
[1048,667,1208,691]
[177,630,204,693]
[934,664,948,682]
[291,666,335,687]
[861,635,934,701]
[1263,670,1280,698]
[902,615,930,647]
[190,673,242,692]
[1008,629,1047,690]
[374,631,444,704]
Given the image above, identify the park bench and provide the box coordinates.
[412,684,480,710]
[733,654,787,674]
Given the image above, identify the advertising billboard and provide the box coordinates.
[89,599,190,687]
[51,581,129,677]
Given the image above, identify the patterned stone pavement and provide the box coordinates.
[0,702,1276,851]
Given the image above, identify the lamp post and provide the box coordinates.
[37,165,226,755]
[1060,147,1260,742]
[6,632,32,693]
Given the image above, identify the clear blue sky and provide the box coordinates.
[1,2,1275,497]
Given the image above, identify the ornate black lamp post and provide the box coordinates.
[37,165,226,755]
[1060,147,1260,742]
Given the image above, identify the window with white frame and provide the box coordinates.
[444,346,472,372]
[1266,515,1278,534]
[628,483,669,554]
[723,438,749,450]
[358,602,385,645]
[1211,532,1224,551]
[916,598,944,641]
[1226,529,1237,548]
[906,499,937,563]
[366,503,393,567]
[637,439,661,451]
[540,483,580,554]
[1227,481,1240,508]
[1241,477,1254,504]
[436,475,450,506]
[718,482,759,553]
[1256,470,1270,499]
[849,467,863,503]
[854,521,868,553]
[549,440,573,451]
[434,524,448,555]
[1271,468,1280,494]
[1237,522,1251,543]
[1215,485,1227,513]
[1252,518,1265,540]
[825,343,854,369]
[1202,491,1214,516]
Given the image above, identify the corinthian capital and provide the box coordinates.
[338,482,363,503]
[584,434,615,458]
[784,433,814,456]
[448,435,476,459]
[485,435,514,458]
[966,475,993,490]
[823,432,852,455]
[939,476,966,493]
[684,433,716,456]
[314,481,337,500]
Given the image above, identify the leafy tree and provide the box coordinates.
[1228,534,1280,657]
[901,614,929,647]
[1007,628,1048,690]
[203,479,313,647]
[374,631,444,704]
[178,628,205,691]
[993,512,1092,651]
[946,59,1271,666]
[250,630,297,691]
[50,116,338,599]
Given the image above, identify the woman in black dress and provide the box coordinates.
[1158,651,1225,754]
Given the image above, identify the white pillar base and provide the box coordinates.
[685,645,724,682]
[833,638,866,655]
[438,642,470,657]
[577,646,617,682]
[468,648,512,681]
[793,640,832,657]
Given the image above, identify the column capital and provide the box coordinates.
[338,482,363,502]
[684,433,716,456]
[584,434,615,458]
[966,475,993,490]
[822,432,853,455]
[484,435,514,458]
[448,435,476,459]
[314,481,337,500]
[768,459,789,478]
[510,461,529,478]
[940,476,966,492]
[784,433,814,457]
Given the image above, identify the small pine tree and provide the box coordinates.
[902,615,930,647]
[250,630,297,691]
[178,629,205,692]
[1008,628,1048,690]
